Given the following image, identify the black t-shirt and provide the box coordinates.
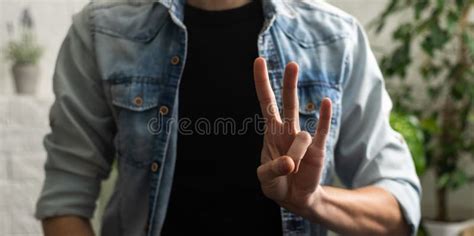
[161,1,282,235]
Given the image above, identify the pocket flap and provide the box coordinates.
[110,80,160,112]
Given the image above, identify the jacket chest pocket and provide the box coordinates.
[109,79,161,168]
[296,82,341,145]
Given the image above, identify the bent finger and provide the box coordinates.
[286,131,312,173]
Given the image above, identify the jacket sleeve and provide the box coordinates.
[334,19,422,234]
[35,4,116,220]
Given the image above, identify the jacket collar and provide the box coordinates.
[153,0,289,21]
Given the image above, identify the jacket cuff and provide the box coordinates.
[35,169,100,220]
[374,179,422,236]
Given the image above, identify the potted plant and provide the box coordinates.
[372,0,474,235]
[3,8,43,95]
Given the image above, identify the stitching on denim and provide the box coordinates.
[274,19,350,48]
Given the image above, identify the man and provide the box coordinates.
[36,0,421,235]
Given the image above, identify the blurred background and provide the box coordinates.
[0,0,473,235]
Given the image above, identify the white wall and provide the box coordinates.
[0,1,90,235]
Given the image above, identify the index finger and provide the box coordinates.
[253,57,281,123]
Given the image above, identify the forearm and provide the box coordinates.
[309,186,409,236]
[42,216,94,236]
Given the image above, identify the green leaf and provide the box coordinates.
[381,43,412,77]
[394,23,413,40]
[375,21,386,34]
[456,0,466,10]
[372,0,400,33]
[447,10,460,33]
[437,173,450,188]
[450,170,467,190]
[421,23,451,56]
[415,0,429,19]
[428,86,441,97]
[451,82,466,100]
[420,117,440,134]
[436,0,445,9]
[421,39,434,56]
[420,62,442,80]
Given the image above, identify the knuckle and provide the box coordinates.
[266,104,279,115]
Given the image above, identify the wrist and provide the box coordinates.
[307,185,327,222]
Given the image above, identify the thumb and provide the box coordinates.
[257,156,294,185]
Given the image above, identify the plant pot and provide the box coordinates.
[11,63,39,95]
[424,219,474,236]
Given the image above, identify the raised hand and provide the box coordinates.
[253,57,332,216]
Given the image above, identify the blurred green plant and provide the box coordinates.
[4,33,43,65]
[2,8,43,66]
[390,112,426,175]
[373,0,474,221]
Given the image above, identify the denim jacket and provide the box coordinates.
[35,0,421,235]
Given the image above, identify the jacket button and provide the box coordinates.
[159,106,169,115]
[150,161,160,173]
[305,102,315,112]
[133,96,144,107]
[171,56,180,65]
